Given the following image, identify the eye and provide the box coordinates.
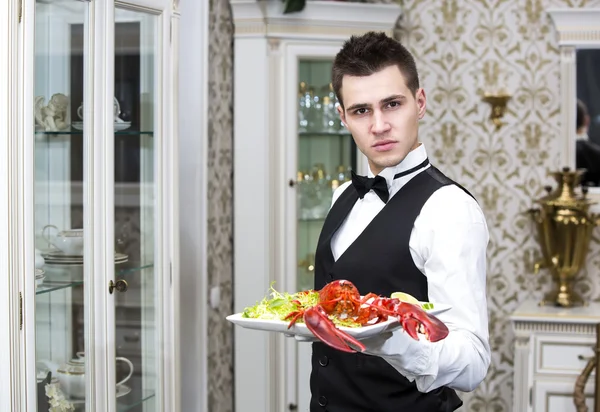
[353,108,368,115]
[386,101,401,109]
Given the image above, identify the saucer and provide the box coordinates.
[72,121,131,132]
[68,384,131,404]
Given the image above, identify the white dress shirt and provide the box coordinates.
[330,143,491,393]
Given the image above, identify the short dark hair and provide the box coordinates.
[577,99,588,130]
[331,31,420,108]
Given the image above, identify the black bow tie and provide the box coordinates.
[351,158,430,203]
[351,172,389,203]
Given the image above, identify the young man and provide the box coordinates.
[576,99,600,186]
[307,31,491,411]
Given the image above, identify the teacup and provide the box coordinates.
[42,225,84,255]
[77,97,123,122]
[40,352,134,399]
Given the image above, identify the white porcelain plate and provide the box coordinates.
[71,121,131,132]
[226,303,452,340]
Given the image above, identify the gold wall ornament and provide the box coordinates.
[528,167,600,308]
[482,91,511,130]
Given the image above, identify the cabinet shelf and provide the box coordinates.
[35,130,154,136]
[36,280,83,295]
[36,263,154,295]
[117,389,156,412]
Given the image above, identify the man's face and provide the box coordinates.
[338,65,426,175]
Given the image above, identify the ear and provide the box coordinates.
[337,104,347,127]
[416,88,427,119]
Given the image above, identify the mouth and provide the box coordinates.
[372,140,397,152]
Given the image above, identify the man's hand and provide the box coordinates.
[360,329,415,357]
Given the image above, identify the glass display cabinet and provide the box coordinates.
[0,0,180,410]
[232,1,402,411]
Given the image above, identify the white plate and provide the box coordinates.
[226,302,452,340]
[226,313,401,340]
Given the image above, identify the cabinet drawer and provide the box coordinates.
[535,335,597,375]
[534,378,595,412]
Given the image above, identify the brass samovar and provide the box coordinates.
[528,167,600,307]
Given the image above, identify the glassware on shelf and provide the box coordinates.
[298,82,309,133]
[297,252,315,292]
[297,81,354,135]
[309,87,322,132]
[312,164,330,219]
[296,164,353,220]
[321,96,338,133]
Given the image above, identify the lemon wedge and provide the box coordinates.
[390,291,420,304]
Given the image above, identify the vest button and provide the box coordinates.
[319,356,329,367]
[318,396,327,407]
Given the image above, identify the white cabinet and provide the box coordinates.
[0,0,180,410]
[511,300,600,412]
[231,1,401,411]
[533,379,595,412]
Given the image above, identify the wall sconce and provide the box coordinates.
[482,91,511,130]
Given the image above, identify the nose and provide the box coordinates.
[371,110,390,134]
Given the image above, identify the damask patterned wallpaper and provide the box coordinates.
[207,0,234,411]
[207,1,600,411]
[394,0,600,410]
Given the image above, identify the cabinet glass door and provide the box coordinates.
[296,59,356,291]
[112,7,160,411]
[33,0,90,410]
[294,58,358,412]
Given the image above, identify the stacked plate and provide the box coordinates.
[35,268,45,288]
[41,250,128,265]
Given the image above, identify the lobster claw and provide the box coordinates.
[303,306,366,353]
[396,302,449,342]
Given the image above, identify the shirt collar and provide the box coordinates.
[367,143,428,188]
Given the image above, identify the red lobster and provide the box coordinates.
[283,279,449,353]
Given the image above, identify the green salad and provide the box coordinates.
[241,284,361,327]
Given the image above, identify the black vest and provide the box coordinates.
[309,166,469,412]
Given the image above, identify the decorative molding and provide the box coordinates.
[231,1,401,39]
[547,8,600,47]
[514,335,531,348]
[513,321,600,335]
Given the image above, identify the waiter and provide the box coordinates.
[303,31,491,411]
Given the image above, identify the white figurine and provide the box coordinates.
[34,93,70,131]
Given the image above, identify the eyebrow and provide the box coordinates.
[345,94,407,112]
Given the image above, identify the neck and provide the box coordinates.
[368,142,422,175]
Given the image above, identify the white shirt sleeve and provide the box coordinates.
[363,185,491,393]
